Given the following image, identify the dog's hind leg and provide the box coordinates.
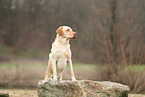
[44,59,51,80]
[58,73,62,81]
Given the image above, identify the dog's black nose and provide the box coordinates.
[74,32,77,36]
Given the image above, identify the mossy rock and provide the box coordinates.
[37,79,130,97]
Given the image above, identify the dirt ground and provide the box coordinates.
[0,89,37,97]
[0,89,145,97]
[128,94,145,97]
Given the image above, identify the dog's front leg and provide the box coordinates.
[52,59,57,80]
[59,73,62,81]
[68,59,76,81]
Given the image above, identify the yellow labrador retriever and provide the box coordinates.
[44,26,77,81]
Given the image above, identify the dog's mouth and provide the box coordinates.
[68,35,77,39]
[68,32,77,39]
[68,36,76,39]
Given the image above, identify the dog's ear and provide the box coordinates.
[56,26,63,36]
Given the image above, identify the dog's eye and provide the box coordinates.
[67,29,70,31]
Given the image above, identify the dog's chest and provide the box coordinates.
[51,44,71,59]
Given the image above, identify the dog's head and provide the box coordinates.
[56,26,77,39]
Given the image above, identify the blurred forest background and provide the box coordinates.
[0,0,145,94]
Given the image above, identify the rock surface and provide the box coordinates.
[0,93,9,97]
[37,79,130,97]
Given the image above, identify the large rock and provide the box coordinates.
[37,79,130,97]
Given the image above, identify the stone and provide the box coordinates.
[37,79,130,97]
[0,93,9,97]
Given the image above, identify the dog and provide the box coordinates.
[44,26,77,81]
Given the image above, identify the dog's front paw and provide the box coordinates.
[53,77,58,80]
[44,77,49,80]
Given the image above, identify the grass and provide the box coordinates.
[0,62,102,73]
[1,63,144,73]
[0,62,145,76]
[126,65,145,72]
[0,62,145,72]
[0,63,46,71]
